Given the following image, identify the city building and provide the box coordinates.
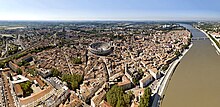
[117,75,132,90]
[91,89,106,107]
[14,84,23,97]
[8,61,20,72]
[139,72,154,88]
[37,68,51,78]
[149,68,161,79]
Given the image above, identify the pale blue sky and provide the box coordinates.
[0,0,220,21]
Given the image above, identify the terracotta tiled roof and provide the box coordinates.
[14,84,23,96]
[36,78,45,88]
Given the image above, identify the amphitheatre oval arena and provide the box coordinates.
[89,42,113,56]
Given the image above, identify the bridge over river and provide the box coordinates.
[192,37,209,40]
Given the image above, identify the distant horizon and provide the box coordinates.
[0,19,219,22]
[1,0,220,21]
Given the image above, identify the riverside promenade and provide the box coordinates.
[152,43,193,107]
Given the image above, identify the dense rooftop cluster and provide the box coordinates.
[0,22,191,107]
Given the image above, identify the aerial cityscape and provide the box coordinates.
[0,0,220,107]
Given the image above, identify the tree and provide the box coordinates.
[107,85,122,107]
[175,51,181,56]
[17,61,23,66]
[116,97,125,107]
[20,81,33,97]
[106,85,131,107]
[61,74,83,90]
[123,94,131,107]
[162,64,169,71]
[72,57,82,64]
[132,77,139,85]
[133,69,144,85]
[8,45,19,55]
[183,44,189,49]
[0,62,5,68]
[71,81,78,90]
[51,68,61,77]
[139,87,152,107]
[17,68,22,75]
[17,60,29,67]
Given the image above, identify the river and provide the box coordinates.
[161,24,220,107]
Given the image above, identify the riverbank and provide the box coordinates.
[162,24,220,107]
[152,42,193,107]
[197,28,220,54]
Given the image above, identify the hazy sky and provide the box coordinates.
[0,0,220,21]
